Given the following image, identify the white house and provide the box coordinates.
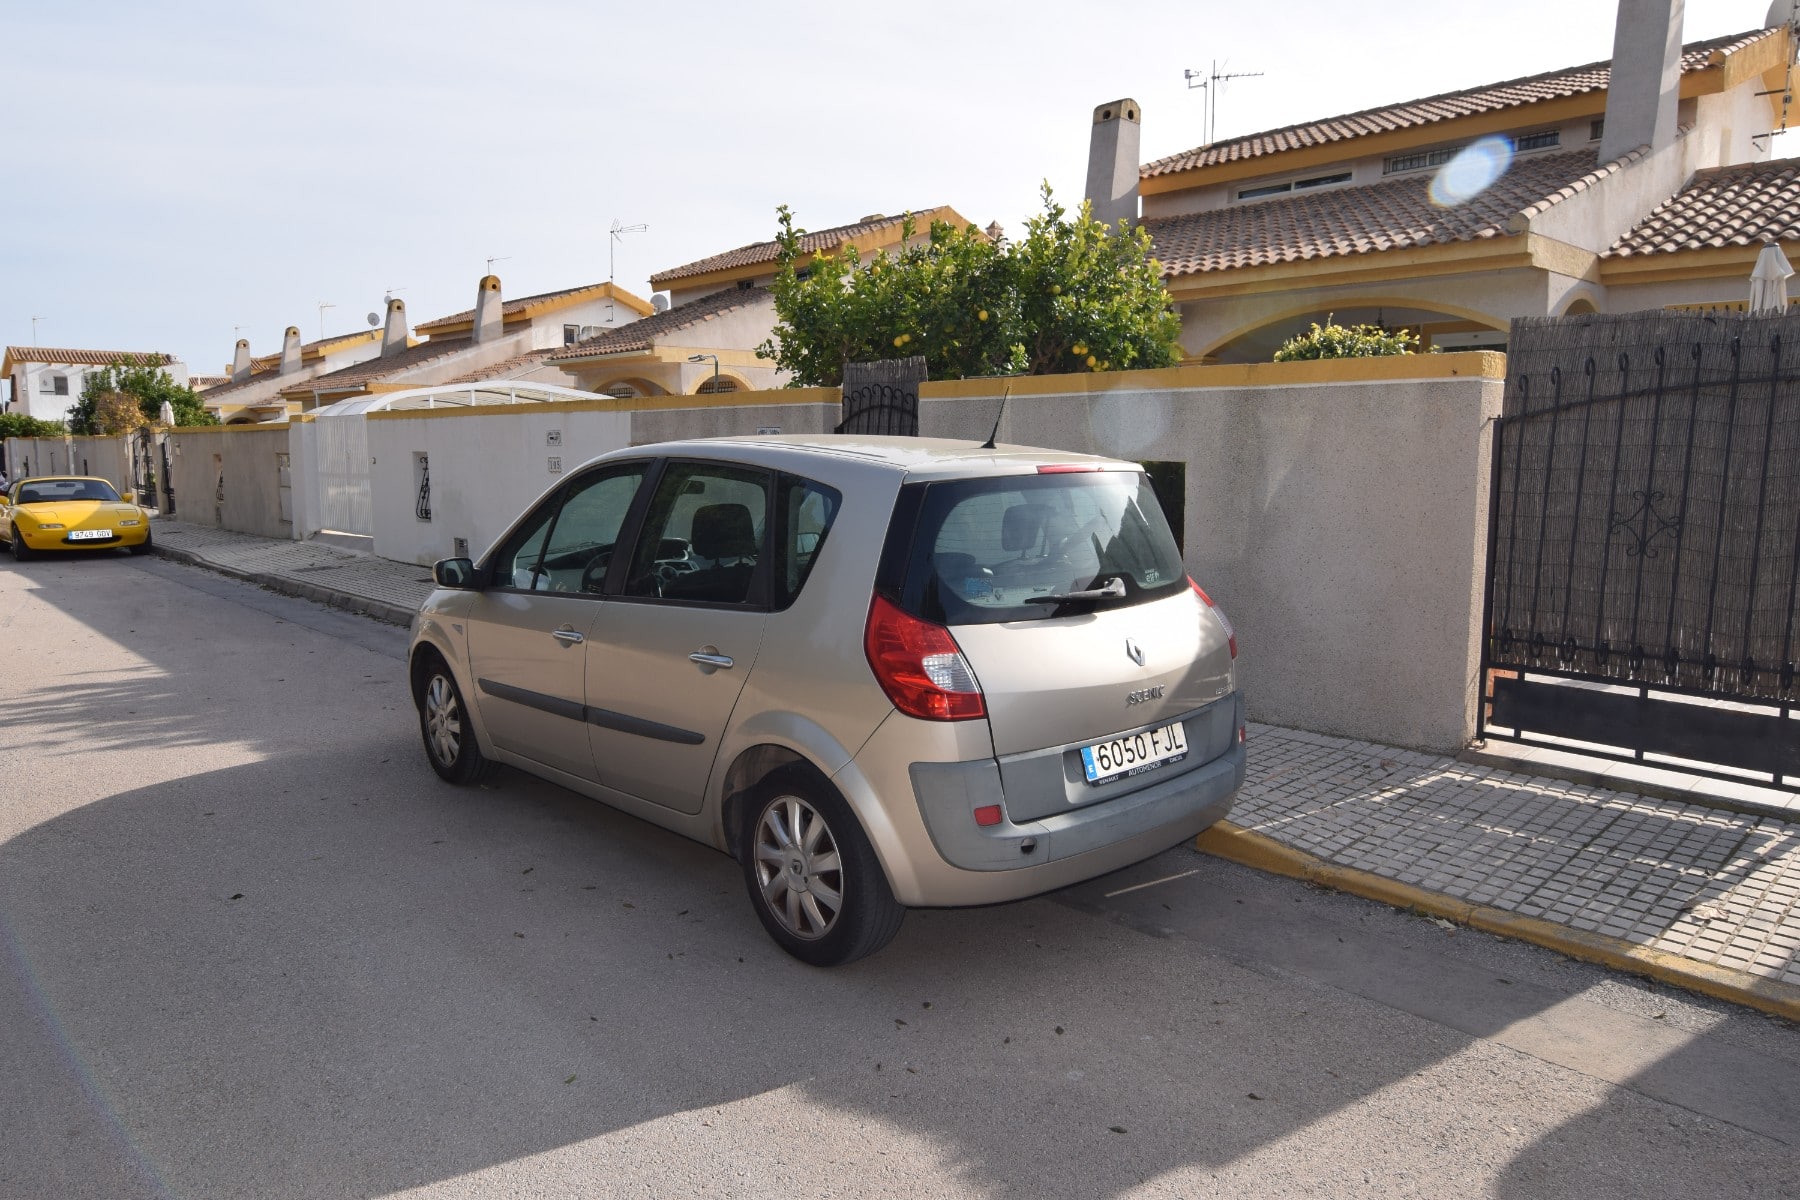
[2,346,189,424]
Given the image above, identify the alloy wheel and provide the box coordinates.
[424,673,462,766]
[753,794,845,940]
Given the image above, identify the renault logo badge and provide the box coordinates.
[1125,638,1145,667]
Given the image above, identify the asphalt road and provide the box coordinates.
[2,552,1798,1199]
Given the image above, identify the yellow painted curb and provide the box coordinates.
[1196,821,1800,1023]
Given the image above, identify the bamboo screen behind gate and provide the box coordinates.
[1490,311,1800,702]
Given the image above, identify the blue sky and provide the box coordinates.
[1,0,1786,373]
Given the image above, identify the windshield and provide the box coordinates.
[18,479,121,504]
[895,471,1186,625]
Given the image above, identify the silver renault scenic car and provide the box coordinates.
[409,435,1245,965]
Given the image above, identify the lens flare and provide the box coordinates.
[1429,136,1513,207]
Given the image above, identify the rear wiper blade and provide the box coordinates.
[1023,577,1126,604]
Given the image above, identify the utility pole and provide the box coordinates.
[1184,60,1265,145]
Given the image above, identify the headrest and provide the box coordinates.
[690,503,756,559]
[1001,502,1051,553]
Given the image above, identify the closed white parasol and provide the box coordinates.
[1749,241,1793,314]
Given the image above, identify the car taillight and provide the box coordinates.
[1189,577,1237,659]
[864,593,986,721]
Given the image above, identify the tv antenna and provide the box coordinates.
[1184,60,1264,145]
[317,301,335,342]
[608,219,647,324]
[30,315,45,345]
[486,255,510,275]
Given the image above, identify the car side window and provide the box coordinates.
[774,474,842,609]
[623,462,771,606]
[492,465,646,593]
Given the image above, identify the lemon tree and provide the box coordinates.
[759,185,1181,386]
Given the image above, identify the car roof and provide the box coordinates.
[589,435,1134,482]
[12,475,118,487]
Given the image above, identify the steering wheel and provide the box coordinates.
[579,548,614,594]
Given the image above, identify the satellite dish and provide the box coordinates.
[367,312,380,327]
[652,293,671,313]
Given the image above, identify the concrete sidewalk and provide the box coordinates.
[145,517,1800,1020]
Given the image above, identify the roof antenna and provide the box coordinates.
[981,383,1011,450]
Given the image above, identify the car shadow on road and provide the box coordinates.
[3,739,1795,1199]
[2,555,1794,1198]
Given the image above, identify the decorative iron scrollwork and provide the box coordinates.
[1608,488,1681,558]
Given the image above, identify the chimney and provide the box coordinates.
[279,326,302,374]
[380,297,409,358]
[230,338,252,382]
[1085,99,1142,231]
[472,274,503,344]
[1599,0,1685,164]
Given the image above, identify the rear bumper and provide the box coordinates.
[840,693,1246,907]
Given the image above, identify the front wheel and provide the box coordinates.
[416,657,492,783]
[126,528,153,556]
[741,769,904,966]
[9,525,31,561]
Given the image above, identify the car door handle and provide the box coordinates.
[551,627,585,645]
[688,651,734,669]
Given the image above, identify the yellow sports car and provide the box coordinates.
[1,476,153,560]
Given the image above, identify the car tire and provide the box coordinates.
[741,767,904,966]
[415,653,492,784]
[9,525,30,561]
[127,528,152,556]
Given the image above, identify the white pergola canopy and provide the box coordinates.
[310,381,602,418]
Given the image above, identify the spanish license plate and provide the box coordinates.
[66,529,113,541]
[1079,720,1188,785]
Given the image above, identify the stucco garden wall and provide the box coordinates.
[364,404,633,565]
[3,435,130,490]
[165,425,292,539]
[345,358,1501,751]
[917,354,1504,752]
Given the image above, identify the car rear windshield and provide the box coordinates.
[891,470,1187,625]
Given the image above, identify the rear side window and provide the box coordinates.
[893,471,1186,625]
[774,474,842,609]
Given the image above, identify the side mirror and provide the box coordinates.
[432,557,481,589]
[120,490,136,503]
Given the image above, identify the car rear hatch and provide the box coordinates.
[879,466,1237,821]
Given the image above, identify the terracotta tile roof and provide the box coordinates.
[1607,157,1800,255]
[1145,147,1605,277]
[415,281,614,332]
[3,347,175,367]
[1143,28,1778,179]
[649,207,960,286]
[192,371,278,403]
[190,375,231,392]
[548,288,770,361]
[248,329,378,371]
[281,337,474,396]
[437,345,570,385]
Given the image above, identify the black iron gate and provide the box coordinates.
[836,355,925,436]
[1480,311,1800,789]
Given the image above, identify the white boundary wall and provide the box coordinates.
[346,358,1502,752]
[365,406,632,565]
